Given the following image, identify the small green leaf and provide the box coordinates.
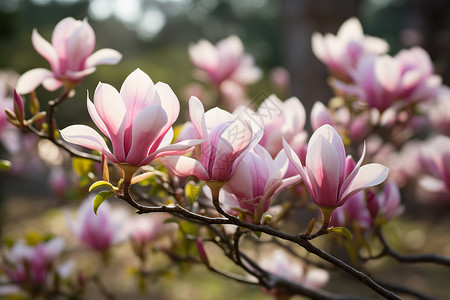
[72,158,94,176]
[185,181,201,204]
[0,159,11,170]
[93,190,115,215]
[89,180,115,192]
[328,226,353,240]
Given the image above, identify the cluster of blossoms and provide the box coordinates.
[2,13,449,300]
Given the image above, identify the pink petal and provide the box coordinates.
[60,125,115,162]
[375,55,401,92]
[146,138,204,163]
[306,136,340,206]
[126,105,168,165]
[85,48,122,68]
[310,101,333,131]
[32,30,59,73]
[87,93,109,138]
[155,82,180,127]
[120,69,156,128]
[339,143,366,199]
[94,83,126,137]
[42,77,63,91]
[16,68,54,94]
[66,67,96,81]
[65,19,95,71]
[337,17,364,41]
[340,163,389,203]
[93,83,126,159]
[160,155,209,181]
[309,125,346,182]
[189,96,208,138]
[204,107,235,130]
[282,138,313,195]
[224,157,254,199]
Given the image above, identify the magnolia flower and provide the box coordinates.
[283,124,389,223]
[331,191,373,230]
[310,101,333,132]
[127,213,176,249]
[269,67,291,92]
[334,48,442,112]
[2,237,66,285]
[16,17,122,94]
[67,197,130,252]
[428,89,450,135]
[418,135,450,193]
[188,35,262,87]
[312,17,388,81]
[221,145,299,223]
[253,95,308,158]
[367,181,404,224]
[61,69,201,178]
[160,96,260,184]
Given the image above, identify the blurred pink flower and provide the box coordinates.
[188,35,262,87]
[16,17,122,94]
[2,237,66,285]
[419,135,450,193]
[331,191,373,230]
[367,181,404,224]
[283,125,388,217]
[428,89,450,135]
[269,67,291,92]
[254,95,308,158]
[221,145,299,223]
[67,197,130,252]
[334,47,442,112]
[312,17,388,81]
[61,69,201,177]
[127,213,176,249]
[310,101,334,132]
[160,96,260,182]
[259,250,329,293]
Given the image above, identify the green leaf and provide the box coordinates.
[328,226,353,240]
[0,160,11,170]
[93,190,115,215]
[185,181,201,204]
[89,180,115,192]
[72,158,94,176]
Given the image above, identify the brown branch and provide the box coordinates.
[373,228,450,267]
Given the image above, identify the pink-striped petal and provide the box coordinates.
[42,77,63,91]
[32,29,59,73]
[155,82,180,127]
[340,163,389,203]
[16,68,54,94]
[145,138,204,164]
[306,135,340,206]
[60,125,115,162]
[126,105,168,165]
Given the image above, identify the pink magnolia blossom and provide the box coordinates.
[127,213,176,249]
[61,69,201,177]
[331,191,373,230]
[310,101,334,132]
[283,124,389,221]
[221,145,299,223]
[269,67,291,92]
[188,35,262,87]
[16,17,122,94]
[428,89,450,135]
[67,197,130,252]
[160,96,260,182]
[367,181,404,224]
[334,47,442,112]
[312,17,388,81]
[253,95,308,158]
[2,237,66,285]
[418,135,450,193]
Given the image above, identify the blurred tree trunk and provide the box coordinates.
[279,0,360,125]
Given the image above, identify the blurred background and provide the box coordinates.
[0,0,450,299]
